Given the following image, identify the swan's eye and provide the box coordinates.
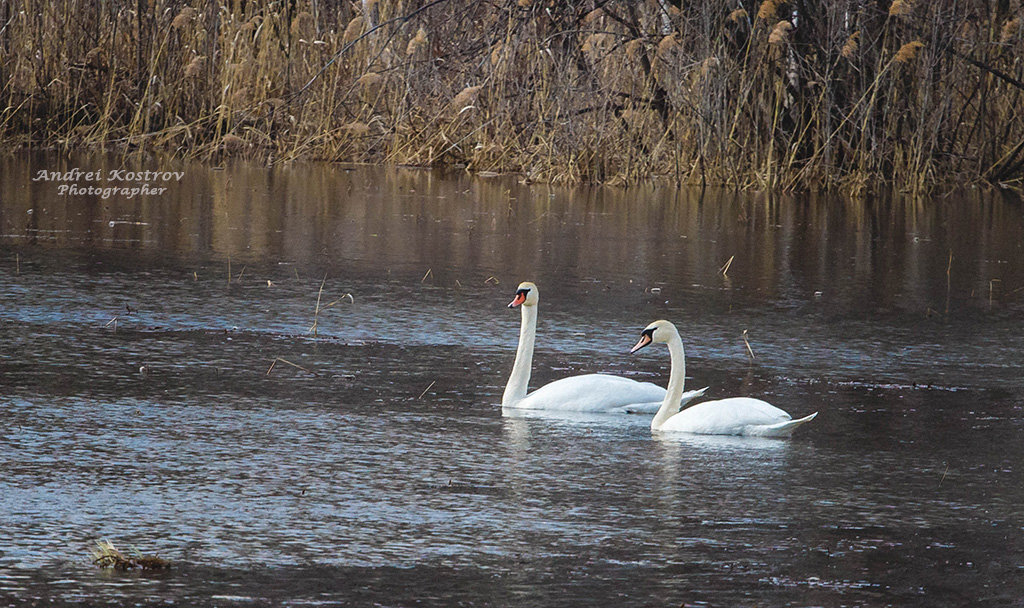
[641,328,655,338]
[517,288,530,296]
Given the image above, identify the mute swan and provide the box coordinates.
[502,282,707,413]
[630,320,817,436]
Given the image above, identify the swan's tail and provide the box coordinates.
[750,412,818,438]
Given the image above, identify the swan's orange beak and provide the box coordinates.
[508,291,527,308]
[630,333,652,353]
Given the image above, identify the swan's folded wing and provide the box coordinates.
[514,374,666,412]
[621,386,709,414]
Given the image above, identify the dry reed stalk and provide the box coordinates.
[266,357,316,376]
[418,380,436,399]
[489,41,504,66]
[719,255,734,276]
[742,330,755,360]
[310,273,327,337]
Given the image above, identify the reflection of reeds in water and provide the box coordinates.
[91,540,170,571]
[2,0,1021,191]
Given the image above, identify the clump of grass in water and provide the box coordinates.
[90,539,170,571]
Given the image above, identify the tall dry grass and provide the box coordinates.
[1,0,1023,192]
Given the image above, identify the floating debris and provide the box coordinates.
[90,539,170,571]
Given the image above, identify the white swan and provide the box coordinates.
[502,282,707,413]
[630,320,817,437]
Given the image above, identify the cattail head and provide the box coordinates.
[343,16,365,44]
[657,33,680,58]
[625,38,644,60]
[406,27,428,56]
[356,71,383,88]
[889,0,912,17]
[757,0,781,21]
[291,11,315,39]
[841,31,859,58]
[342,122,371,136]
[451,85,483,111]
[768,21,793,46]
[184,55,205,79]
[172,6,197,30]
[696,56,720,79]
[222,134,246,150]
[728,8,748,24]
[84,46,105,67]
[894,40,924,63]
[1001,17,1020,43]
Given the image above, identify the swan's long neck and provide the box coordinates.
[651,332,686,431]
[502,304,537,407]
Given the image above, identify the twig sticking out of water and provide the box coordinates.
[105,317,118,331]
[236,266,247,282]
[484,276,500,285]
[90,540,170,571]
[938,464,949,487]
[310,273,328,337]
[418,380,436,399]
[742,329,756,360]
[309,274,353,337]
[945,250,952,314]
[266,357,317,376]
[422,268,433,282]
[989,279,1001,308]
[15,253,19,275]
[720,255,735,277]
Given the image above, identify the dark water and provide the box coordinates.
[1,152,1023,607]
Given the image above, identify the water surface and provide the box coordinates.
[1,153,1023,606]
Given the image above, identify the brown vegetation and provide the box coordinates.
[91,540,170,571]
[1,0,1023,192]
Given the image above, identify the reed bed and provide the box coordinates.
[2,0,1022,192]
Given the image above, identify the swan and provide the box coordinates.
[502,282,707,413]
[630,320,817,436]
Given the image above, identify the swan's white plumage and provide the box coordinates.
[635,320,817,437]
[658,397,817,436]
[511,374,708,413]
[502,282,707,413]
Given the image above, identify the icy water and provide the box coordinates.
[1,153,1023,607]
